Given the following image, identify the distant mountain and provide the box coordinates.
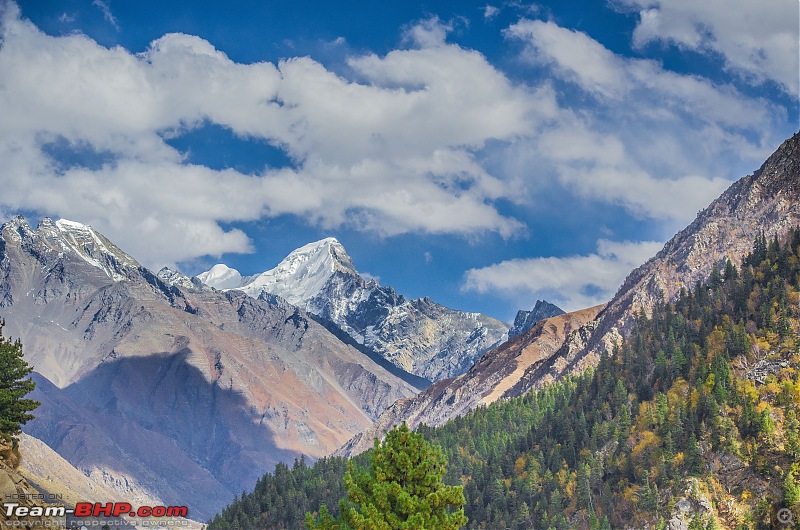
[198,238,509,381]
[337,304,603,457]
[0,217,419,520]
[337,131,800,457]
[508,300,565,339]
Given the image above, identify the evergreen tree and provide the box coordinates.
[213,228,800,530]
[0,322,39,441]
[306,423,467,530]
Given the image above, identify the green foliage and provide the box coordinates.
[0,321,39,441]
[208,456,351,530]
[306,423,467,530]
[210,228,800,530]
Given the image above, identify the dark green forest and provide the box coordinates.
[208,229,800,530]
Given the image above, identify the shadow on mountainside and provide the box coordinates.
[24,350,301,521]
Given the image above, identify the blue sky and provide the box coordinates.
[1,0,797,321]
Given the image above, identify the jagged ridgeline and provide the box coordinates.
[208,229,800,530]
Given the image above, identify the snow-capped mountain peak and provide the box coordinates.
[196,237,358,305]
[38,218,140,281]
[240,237,358,305]
[197,263,244,290]
[196,236,510,381]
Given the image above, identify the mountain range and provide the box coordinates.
[195,237,510,382]
[337,131,800,457]
[4,131,798,525]
[0,217,422,520]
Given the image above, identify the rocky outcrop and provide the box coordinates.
[337,304,604,457]
[0,438,63,526]
[508,300,564,339]
[0,217,420,520]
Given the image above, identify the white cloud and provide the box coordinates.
[0,8,537,267]
[401,16,453,48]
[506,19,777,128]
[463,240,664,311]
[92,0,118,30]
[0,4,790,273]
[615,0,799,96]
[483,5,500,20]
[464,17,789,314]
[502,19,782,223]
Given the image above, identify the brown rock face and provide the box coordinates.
[0,217,420,520]
[554,131,800,380]
[337,304,604,457]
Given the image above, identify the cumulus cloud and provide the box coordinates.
[0,7,536,267]
[0,3,789,278]
[463,240,664,311]
[614,0,799,96]
[502,19,782,222]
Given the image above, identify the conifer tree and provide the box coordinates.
[0,321,39,441]
[306,423,466,530]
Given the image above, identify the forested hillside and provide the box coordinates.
[209,229,800,530]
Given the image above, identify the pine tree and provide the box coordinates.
[0,322,39,441]
[688,513,705,530]
[306,423,467,530]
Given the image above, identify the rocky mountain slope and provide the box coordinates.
[528,130,800,387]
[0,438,63,527]
[0,217,419,520]
[337,304,603,457]
[16,432,161,510]
[338,131,800,457]
[198,238,509,381]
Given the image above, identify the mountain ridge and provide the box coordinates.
[197,237,510,381]
[336,303,604,457]
[337,131,800,457]
[550,130,800,383]
[0,216,419,520]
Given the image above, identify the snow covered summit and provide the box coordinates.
[240,237,358,306]
[198,237,358,306]
[197,263,244,290]
[196,237,509,382]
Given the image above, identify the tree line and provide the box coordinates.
[209,228,800,530]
